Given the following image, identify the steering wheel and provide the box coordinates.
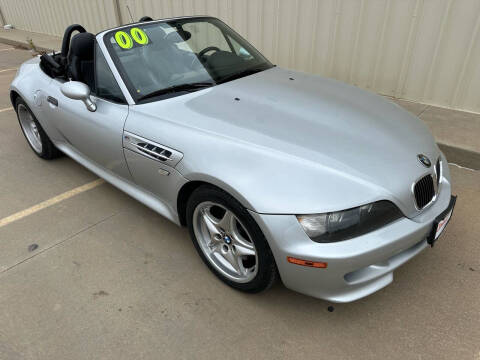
[198,46,221,59]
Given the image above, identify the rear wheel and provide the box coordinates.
[186,185,277,293]
[16,98,62,159]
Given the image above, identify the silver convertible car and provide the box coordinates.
[10,16,456,302]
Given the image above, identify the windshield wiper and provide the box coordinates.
[216,66,268,84]
[137,82,215,102]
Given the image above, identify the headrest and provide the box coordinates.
[61,24,86,58]
[69,32,95,60]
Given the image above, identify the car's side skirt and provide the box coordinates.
[55,141,184,226]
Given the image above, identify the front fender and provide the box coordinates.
[179,171,258,211]
[126,107,392,215]
[175,137,389,215]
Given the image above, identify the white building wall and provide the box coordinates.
[2,0,480,113]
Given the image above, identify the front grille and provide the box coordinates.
[414,175,435,209]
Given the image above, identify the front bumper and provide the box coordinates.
[249,171,453,303]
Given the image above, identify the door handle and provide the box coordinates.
[47,96,58,107]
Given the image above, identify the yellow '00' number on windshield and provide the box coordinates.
[115,28,149,49]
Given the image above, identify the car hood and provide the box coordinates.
[128,67,445,217]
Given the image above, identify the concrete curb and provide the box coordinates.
[0,36,54,53]
[438,144,480,171]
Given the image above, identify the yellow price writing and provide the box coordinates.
[114,27,149,49]
[130,27,149,45]
[114,31,133,49]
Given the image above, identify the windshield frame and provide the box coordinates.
[100,16,273,104]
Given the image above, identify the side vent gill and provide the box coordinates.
[136,142,172,162]
[123,131,183,167]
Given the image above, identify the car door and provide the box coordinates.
[44,42,132,180]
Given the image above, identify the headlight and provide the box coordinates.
[296,201,403,243]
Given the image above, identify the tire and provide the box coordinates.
[15,97,62,160]
[186,185,277,293]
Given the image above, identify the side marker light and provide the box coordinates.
[287,257,328,268]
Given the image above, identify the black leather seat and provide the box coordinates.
[68,32,95,90]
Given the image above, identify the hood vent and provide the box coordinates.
[123,131,183,167]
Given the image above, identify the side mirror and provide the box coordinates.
[60,81,96,112]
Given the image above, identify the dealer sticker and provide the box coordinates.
[435,208,453,240]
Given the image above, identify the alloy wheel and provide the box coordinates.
[18,104,42,154]
[193,201,258,283]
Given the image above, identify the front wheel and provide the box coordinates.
[186,185,277,293]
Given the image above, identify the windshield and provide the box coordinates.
[103,17,273,103]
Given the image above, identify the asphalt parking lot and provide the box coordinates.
[0,44,479,360]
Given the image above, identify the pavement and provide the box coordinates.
[0,39,479,360]
[0,28,61,53]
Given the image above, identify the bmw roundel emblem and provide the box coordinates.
[417,154,431,168]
